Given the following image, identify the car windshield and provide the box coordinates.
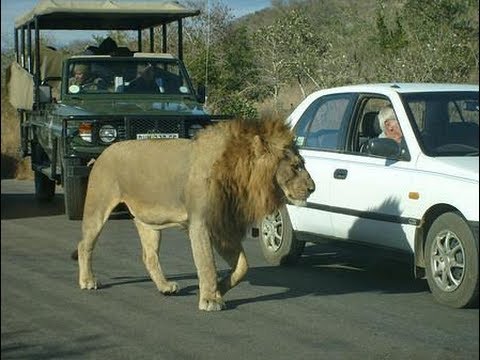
[67,58,193,96]
[401,91,479,156]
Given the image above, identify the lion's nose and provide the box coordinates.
[308,180,315,194]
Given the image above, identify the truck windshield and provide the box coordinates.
[401,91,479,156]
[67,59,193,96]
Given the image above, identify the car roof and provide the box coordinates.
[15,0,200,30]
[319,83,479,94]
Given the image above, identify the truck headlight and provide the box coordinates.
[99,125,117,143]
[188,124,204,138]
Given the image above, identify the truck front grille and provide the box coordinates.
[119,117,187,139]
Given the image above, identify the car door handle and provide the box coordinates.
[333,168,348,179]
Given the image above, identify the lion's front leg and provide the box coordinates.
[189,221,225,311]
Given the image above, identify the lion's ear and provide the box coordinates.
[252,135,266,157]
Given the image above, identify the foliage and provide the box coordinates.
[2,0,478,117]
[216,93,258,120]
[367,0,479,83]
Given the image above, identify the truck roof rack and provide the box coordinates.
[14,0,200,30]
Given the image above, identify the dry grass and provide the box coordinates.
[1,93,33,180]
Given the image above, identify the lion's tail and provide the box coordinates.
[71,249,78,261]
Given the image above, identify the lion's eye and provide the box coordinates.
[294,164,304,172]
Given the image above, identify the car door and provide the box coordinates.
[288,93,357,240]
[327,94,416,252]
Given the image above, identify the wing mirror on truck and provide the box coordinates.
[39,76,62,103]
[196,84,206,104]
[38,85,52,103]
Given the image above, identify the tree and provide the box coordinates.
[254,9,327,111]
[369,0,478,83]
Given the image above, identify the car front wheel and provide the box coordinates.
[259,205,305,266]
[425,212,479,308]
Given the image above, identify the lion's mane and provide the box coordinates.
[201,118,295,247]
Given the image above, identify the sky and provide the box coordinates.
[1,0,271,49]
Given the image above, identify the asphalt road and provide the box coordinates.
[1,179,479,360]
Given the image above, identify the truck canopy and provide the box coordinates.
[14,0,200,30]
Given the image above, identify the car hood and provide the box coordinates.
[416,155,479,182]
[53,98,208,117]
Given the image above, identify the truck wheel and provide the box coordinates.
[425,212,479,308]
[259,205,305,266]
[34,171,56,201]
[62,158,87,220]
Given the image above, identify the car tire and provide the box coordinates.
[425,212,479,308]
[63,158,88,220]
[259,205,305,266]
[34,170,56,202]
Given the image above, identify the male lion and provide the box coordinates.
[76,118,315,311]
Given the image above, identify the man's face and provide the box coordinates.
[384,119,403,143]
[74,70,87,83]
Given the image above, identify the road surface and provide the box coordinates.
[1,179,478,359]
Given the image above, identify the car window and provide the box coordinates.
[352,97,391,152]
[294,93,355,151]
[349,96,410,160]
[402,91,479,156]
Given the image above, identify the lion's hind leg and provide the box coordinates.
[134,220,179,295]
[215,241,248,296]
[78,196,118,290]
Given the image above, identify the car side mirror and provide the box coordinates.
[196,84,206,103]
[367,138,410,160]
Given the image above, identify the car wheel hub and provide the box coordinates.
[261,212,283,252]
[430,230,465,292]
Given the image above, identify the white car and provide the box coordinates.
[256,83,479,308]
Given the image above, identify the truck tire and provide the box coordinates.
[425,212,479,308]
[62,158,88,220]
[259,205,305,266]
[34,170,56,201]
[32,141,56,202]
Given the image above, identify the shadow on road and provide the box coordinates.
[1,192,132,220]
[226,243,430,310]
[1,193,65,219]
[93,241,430,311]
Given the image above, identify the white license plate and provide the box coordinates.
[136,133,179,140]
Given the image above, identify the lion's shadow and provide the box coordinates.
[230,252,427,310]
[102,242,429,310]
[228,246,428,309]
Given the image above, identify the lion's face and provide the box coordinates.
[275,147,315,206]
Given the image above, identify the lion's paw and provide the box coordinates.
[199,298,226,311]
[79,278,98,290]
[161,282,179,295]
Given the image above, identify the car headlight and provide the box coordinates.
[99,125,117,143]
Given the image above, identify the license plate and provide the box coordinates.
[136,133,179,140]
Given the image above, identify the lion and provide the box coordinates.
[75,118,315,311]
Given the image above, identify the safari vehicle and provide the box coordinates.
[254,83,479,309]
[7,0,215,220]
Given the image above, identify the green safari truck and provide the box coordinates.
[7,0,218,220]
